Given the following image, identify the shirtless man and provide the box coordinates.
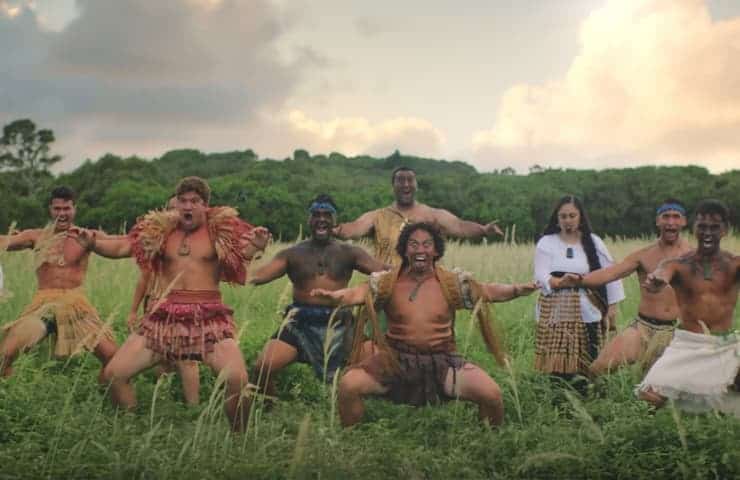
[126,196,201,406]
[637,199,739,416]
[0,187,129,402]
[334,166,503,266]
[555,199,691,374]
[313,222,536,427]
[79,177,269,431]
[249,194,387,399]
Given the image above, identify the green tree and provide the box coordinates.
[0,119,61,195]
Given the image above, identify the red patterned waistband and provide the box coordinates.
[165,290,222,304]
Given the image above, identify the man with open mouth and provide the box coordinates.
[0,186,129,401]
[333,166,503,267]
[638,199,740,416]
[249,194,387,402]
[312,222,536,427]
[78,176,270,432]
[554,199,692,374]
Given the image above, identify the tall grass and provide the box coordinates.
[0,236,738,479]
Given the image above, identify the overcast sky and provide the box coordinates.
[1,0,739,173]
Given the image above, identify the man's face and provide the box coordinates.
[176,191,207,231]
[393,170,417,206]
[405,229,437,273]
[308,208,336,241]
[655,209,686,243]
[49,198,76,231]
[557,203,580,234]
[693,213,726,255]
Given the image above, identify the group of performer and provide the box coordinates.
[0,167,737,432]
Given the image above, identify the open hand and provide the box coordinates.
[484,221,504,237]
[246,226,271,251]
[67,227,96,251]
[643,273,667,293]
[310,288,342,302]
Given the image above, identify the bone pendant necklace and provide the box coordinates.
[408,275,431,302]
[178,232,191,256]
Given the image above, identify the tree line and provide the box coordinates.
[1,120,738,241]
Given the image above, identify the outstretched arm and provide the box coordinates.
[434,209,503,239]
[249,251,288,285]
[480,281,538,302]
[311,283,370,306]
[643,258,679,293]
[558,252,640,289]
[0,229,40,251]
[333,210,376,240]
[353,246,389,274]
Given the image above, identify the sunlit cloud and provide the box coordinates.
[280,109,446,158]
[473,0,740,172]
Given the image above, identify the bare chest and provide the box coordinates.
[287,244,354,284]
[163,229,217,265]
[387,278,452,322]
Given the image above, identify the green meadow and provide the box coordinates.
[0,237,738,479]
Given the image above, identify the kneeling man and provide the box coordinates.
[313,222,536,427]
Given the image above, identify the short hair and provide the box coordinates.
[396,222,445,267]
[307,193,338,211]
[175,176,211,204]
[48,186,76,204]
[391,166,416,184]
[694,199,730,225]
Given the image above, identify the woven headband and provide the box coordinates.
[656,203,686,216]
[308,202,337,214]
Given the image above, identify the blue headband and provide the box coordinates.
[656,203,686,216]
[308,202,337,214]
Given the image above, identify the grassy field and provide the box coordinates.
[0,236,738,479]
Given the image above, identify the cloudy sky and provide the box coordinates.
[1,0,739,173]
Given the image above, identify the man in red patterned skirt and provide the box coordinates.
[75,177,269,431]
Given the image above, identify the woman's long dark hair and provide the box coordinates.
[543,195,608,304]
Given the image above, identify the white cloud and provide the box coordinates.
[472,0,740,172]
[270,110,446,158]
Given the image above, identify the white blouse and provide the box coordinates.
[534,233,625,323]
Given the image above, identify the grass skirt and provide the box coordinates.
[630,315,676,371]
[2,288,113,357]
[139,289,235,360]
[534,289,602,375]
[637,329,740,416]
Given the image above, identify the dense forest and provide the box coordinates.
[1,147,738,241]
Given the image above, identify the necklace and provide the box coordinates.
[702,257,712,280]
[178,231,191,256]
[408,274,432,302]
[317,250,328,275]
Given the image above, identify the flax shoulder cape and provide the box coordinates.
[372,208,411,267]
[128,207,255,286]
[350,265,507,370]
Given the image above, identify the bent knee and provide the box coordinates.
[339,369,369,396]
[101,363,129,384]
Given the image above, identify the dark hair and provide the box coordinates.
[396,222,445,268]
[49,186,76,204]
[308,193,338,211]
[175,176,211,204]
[543,195,608,303]
[391,166,416,184]
[694,199,730,225]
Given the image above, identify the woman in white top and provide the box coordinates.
[533,195,625,380]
